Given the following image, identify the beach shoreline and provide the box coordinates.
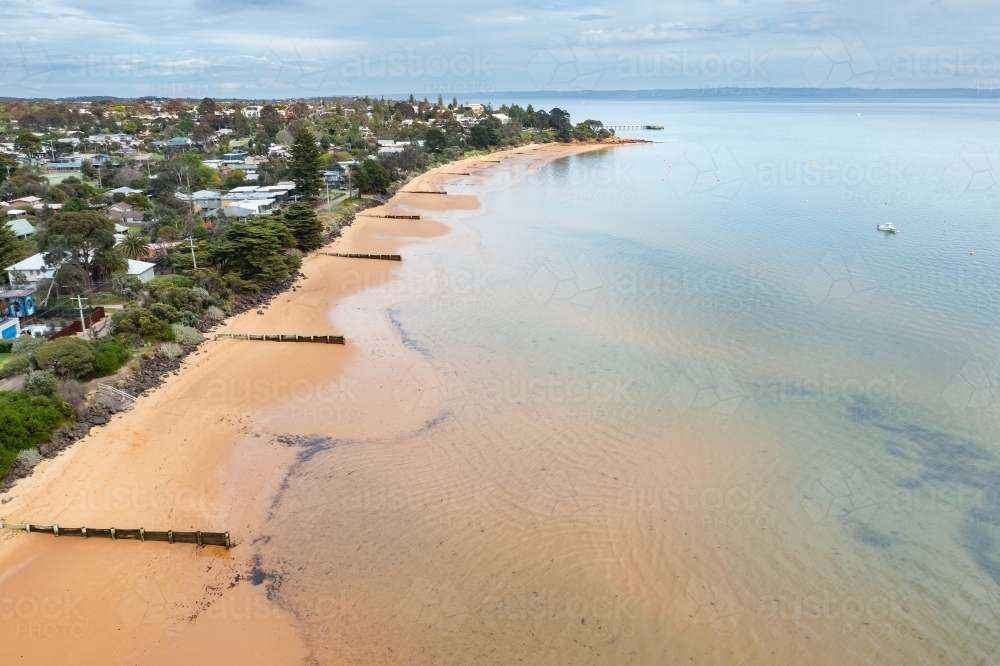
[0,139,625,664]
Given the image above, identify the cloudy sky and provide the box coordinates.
[1,0,998,98]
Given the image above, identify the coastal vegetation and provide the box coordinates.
[0,94,619,483]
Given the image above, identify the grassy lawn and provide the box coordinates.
[0,353,12,369]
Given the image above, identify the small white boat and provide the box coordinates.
[877,223,898,234]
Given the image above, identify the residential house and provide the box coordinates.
[127,259,156,283]
[222,150,248,165]
[109,186,143,196]
[108,203,144,225]
[4,253,54,288]
[4,253,156,288]
[6,218,36,239]
[154,137,194,149]
[44,159,83,171]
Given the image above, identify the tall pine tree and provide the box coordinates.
[289,128,323,200]
[281,202,324,250]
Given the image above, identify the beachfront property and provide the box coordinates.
[4,253,156,288]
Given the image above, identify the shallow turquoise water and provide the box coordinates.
[264,100,1000,664]
[385,100,1000,661]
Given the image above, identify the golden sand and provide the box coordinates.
[0,143,611,664]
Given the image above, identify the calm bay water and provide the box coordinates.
[266,101,1000,664]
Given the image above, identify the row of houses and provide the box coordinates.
[174,181,297,219]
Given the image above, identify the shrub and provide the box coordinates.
[23,371,59,397]
[33,338,95,379]
[0,341,12,354]
[57,379,88,419]
[205,305,225,321]
[12,336,47,358]
[189,287,211,304]
[148,275,193,289]
[112,308,174,342]
[92,336,132,377]
[149,302,180,323]
[0,354,30,379]
[15,448,42,468]
[158,342,182,359]
[171,325,203,346]
[177,310,199,327]
[0,391,66,475]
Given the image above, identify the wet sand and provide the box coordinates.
[0,142,612,664]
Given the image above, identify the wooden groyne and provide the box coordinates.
[357,213,420,219]
[322,252,401,261]
[215,333,345,344]
[401,190,447,195]
[0,521,231,549]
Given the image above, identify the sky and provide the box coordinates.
[1,0,999,98]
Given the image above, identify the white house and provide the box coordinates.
[5,253,54,287]
[5,253,156,287]
[127,259,156,283]
[109,186,143,196]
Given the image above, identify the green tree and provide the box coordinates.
[92,336,132,377]
[92,247,128,279]
[351,160,391,195]
[469,124,499,149]
[281,203,324,250]
[124,193,153,210]
[0,220,28,283]
[112,308,174,342]
[36,211,117,287]
[0,392,66,474]
[210,218,300,288]
[118,230,149,260]
[0,155,18,184]
[289,128,323,199]
[14,130,43,156]
[424,128,446,153]
[34,338,96,379]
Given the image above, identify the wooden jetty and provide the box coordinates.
[0,521,231,549]
[215,333,345,344]
[321,252,401,261]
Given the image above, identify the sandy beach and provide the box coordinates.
[0,142,616,664]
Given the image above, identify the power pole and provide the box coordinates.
[72,295,89,338]
[184,237,198,270]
